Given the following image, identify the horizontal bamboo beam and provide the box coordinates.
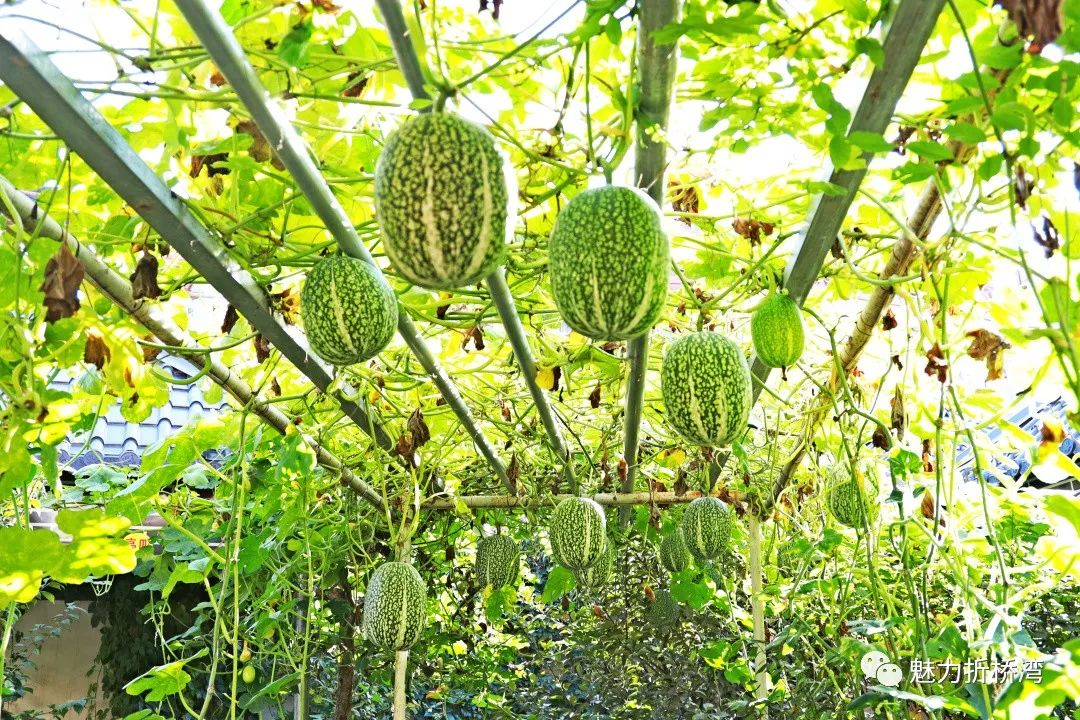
[0,173,385,510]
[172,0,513,491]
[421,489,713,510]
[0,30,394,452]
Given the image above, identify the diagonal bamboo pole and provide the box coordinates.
[0,173,386,510]
[0,30,394,451]
[622,0,680,523]
[710,0,947,484]
[172,0,512,491]
[372,0,576,490]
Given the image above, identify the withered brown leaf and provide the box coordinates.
[589,383,601,409]
[40,244,85,323]
[254,333,271,363]
[84,332,111,369]
[130,252,162,300]
[1032,215,1060,258]
[924,343,948,383]
[966,329,1010,381]
[891,385,906,440]
[222,304,239,334]
[922,438,934,473]
[882,309,898,331]
[408,408,431,449]
[507,453,520,493]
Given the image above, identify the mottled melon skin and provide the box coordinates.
[825,460,880,529]
[751,293,805,370]
[475,535,520,590]
[374,113,512,289]
[647,589,681,627]
[548,185,669,341]
[575,542,615,589]
[301,255,398,366]
[661,332,752,447]
[549,497,608,572]
[362,561,428,651]
[680,497,734,563]
[659,531,691,573]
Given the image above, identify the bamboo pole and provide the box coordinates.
[0,173,386,511]
[172,0,513,492]
[393,650,409,720]
[421,489,715,510]
[371,0,576,489]
[622,0,680,521]
[748,516,768,707]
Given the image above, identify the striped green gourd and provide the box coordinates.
[374,113,511,289]
[549,497,607,572]
[680,497,735,563]
[661,332,752,447]
[361,561,427,651]
[475,534,520,590]
[547,185,669,340]
[647,589,681,627]
[575,542,615,590]
[825,460,880,529]
[659,531,691,573]
[301,255,398,366]
[751,292,804,371]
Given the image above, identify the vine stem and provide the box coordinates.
[622,0,680,523]
[394,650,410,720]
[748,515,768,709]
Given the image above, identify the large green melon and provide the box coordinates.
[825,460,880,529]
[679,497,734,563]
[374,112,511,289]
[751,292,805,370]
[361,561,428,651]
[659,531,691,573]
[575,542,615,590]
[661,332,752,447]
[475,534,520,590]
[547,185,669,341]
[301,255,398,366]
[549,497,607,572]
[647,589,681,627]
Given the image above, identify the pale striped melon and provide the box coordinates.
[679,497,734,563]
[374,113,512,289]
[362,561,428,651]
[751,292,804,370]
[549,497,607,572]
[547,185,669,340]
[661,332,752,447]
[825,459,880,529]
[301,255,398,366]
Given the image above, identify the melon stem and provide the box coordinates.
[749,515,769,712]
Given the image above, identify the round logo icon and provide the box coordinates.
[876,662,903,687]
[860,650,890,678]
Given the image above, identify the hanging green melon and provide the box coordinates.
[475,534,520,590]
[361,561,428,651]
[647,589,681,627]
[374,112,511,289]
[661,332,752,447]
[575,542,615,590]
[549,497,607,572]
[659,531,691,573]
[825,459,880,529]
[301,255,398,366]
[679,497,734,563]
[547,185,669,341]
[751,292,804,371]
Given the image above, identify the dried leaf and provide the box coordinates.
[83,332,111,369]
[674,470,689,496]
[190,151,230,178]
[130,252,162,300]
[254,334,271,363]
[1041,418,1066,448]
[920,490,936,521]
[591,604,606,620]
[966,329,1010,381]
[891,385,906,440]
[923,343,948,383]
[341,70,369,98]
[311,0,342,11]
[478,0,504,18]
[995,0,1063,51]
[670,181,700,218]
[1032,215,1061,258]
[272,287,300,324]
[507,453,520,493]
[500,401,512,423]
[461,326,485,352]
[872,426,890,450]
[644,585,656,603]
[830,235,844,259]
[891,354,903,371]
[408,408,430,448]
[617,457,628,484]
[269,378,281,397]
[141,335,162,363]
[1014,164,1032,210]
[551,367,562,392]
[394,432,416,459]
[222,305,239,334]
[882,309,897,331]
[921,438,934,473]
[732,218,776,245]
[39,244,85,322]
[209,69,228,86]
[589,383,601,409]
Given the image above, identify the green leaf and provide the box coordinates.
[278,21,313,68]
[219,0,253,26]
[540,566,576,602]
[991,102,1031,133]
[124,659,193,702]
[906,141,953,161]
[1044,494,1080,537]
[943,122,987,144]
[484,585,517,623]
[854,37,884,66]
[848,131,894,153]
